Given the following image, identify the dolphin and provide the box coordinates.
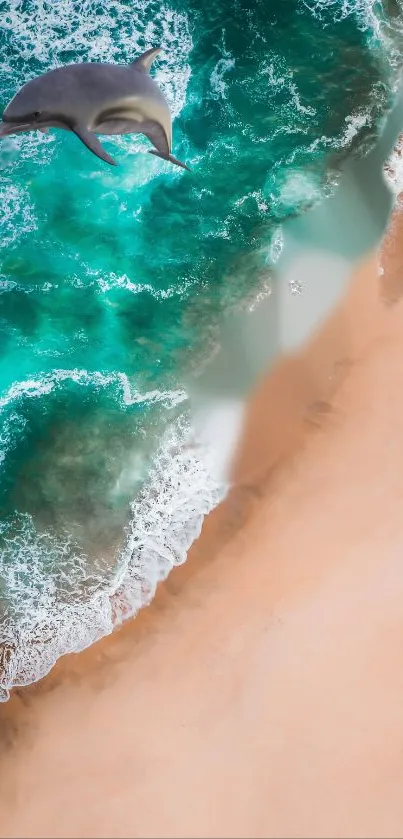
[0,47,190,170]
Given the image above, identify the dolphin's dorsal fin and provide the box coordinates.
[131,47,162,73]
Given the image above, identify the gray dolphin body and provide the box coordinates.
[0,47,189,170]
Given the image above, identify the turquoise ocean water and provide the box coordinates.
[0,0,402,699]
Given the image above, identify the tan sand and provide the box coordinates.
[1,204,403,838]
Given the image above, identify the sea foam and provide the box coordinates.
[0,414,225,701]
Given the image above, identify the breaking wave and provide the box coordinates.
[0,416,224,701]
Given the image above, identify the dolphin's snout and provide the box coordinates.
[0,119,33,138]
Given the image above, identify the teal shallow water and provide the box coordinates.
[0,0,402,698]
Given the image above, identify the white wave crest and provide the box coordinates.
[266,227,284,266]
[260,55,316,119]
[0,179,37,247]
[384,134,403,198]
[0,368,187,411]
[0,416,225,701]
[302,0,403,76]
[302,0,383,31]
[92,270,196,299]
[269,169,324,216]
[209,34,235,101]
[339,108,372,146]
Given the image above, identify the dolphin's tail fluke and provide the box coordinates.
[148,149,191,171]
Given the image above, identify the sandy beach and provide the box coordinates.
[1,197,403,837]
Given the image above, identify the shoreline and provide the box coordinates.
[1,197,403,834]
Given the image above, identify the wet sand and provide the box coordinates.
[1,204,403,837]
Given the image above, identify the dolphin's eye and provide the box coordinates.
[34,111,41,118]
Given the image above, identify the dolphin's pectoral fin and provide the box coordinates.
[148,149,191,171]
[131,47,162,73]
[72,124,117,166]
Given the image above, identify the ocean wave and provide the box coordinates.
[92,270,197,299]
[266,227,284,266]
[339,107,373,146]
[3,130,57,168]
[0,415,225,701]
[384,134,403,197]
[0,367,186,417]
[268,168,327,218]
[302,0,384,30]
[0,370,187,496]
[260,55,316,119]
[0,179,37,247]
[209,34,235,101]
[304,0,403,79]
